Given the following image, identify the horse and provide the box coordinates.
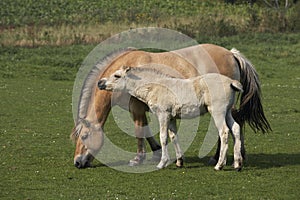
[70,44,271,169]
[98,66,244,170]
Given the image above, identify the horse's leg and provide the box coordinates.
[129,98,161,166]
[128,110,147,166]
[226,112,243,171]
[168,119,184,168]
[146,129,162,162]
[157,114,170,169]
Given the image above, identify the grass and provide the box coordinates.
[1,0,298,46]
[0,33,299,199]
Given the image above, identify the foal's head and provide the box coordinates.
[71,118,104,168]
[98,66,131,91]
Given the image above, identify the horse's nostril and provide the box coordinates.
[75,161,81,169]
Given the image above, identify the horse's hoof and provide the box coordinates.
[208,157,218,166]
[128,153,146,167]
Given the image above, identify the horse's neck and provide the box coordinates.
[84,89,99,123]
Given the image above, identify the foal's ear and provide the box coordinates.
[122,65,131,73]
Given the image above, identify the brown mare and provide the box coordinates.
[71,44,271,168]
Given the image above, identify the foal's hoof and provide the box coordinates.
[235,167,242,172]
[232,160,243,172]
[156,160,169,169]
[176,157,184,168]
[233,164,243,172]
[214,165,224,171]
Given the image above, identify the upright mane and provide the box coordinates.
[71,48,135,140]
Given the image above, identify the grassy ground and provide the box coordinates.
[1,0,298,46]
[0,33,299,199]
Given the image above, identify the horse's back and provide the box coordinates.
[173,44,239,78]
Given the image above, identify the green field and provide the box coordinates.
[0,33,299,199]
[1,0,300,199]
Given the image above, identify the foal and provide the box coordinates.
[98,66,244,171]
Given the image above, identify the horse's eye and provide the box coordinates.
[114,74,121,78]
[81,134,88,140]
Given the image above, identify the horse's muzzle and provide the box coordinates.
[74,154,93,169]
[98,79,106,90]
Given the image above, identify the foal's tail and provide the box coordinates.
[231,48,271,133]
[231,80,243,93]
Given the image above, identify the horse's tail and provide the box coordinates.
[231,48,271,133]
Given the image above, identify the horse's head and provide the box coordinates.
[98,66,131,91]
[71,118,104,169]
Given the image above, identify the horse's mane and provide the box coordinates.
[71,47,135,140]
[127,66,175,80]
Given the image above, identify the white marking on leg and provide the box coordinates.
[214,123,229,171]
[226,112,243,170]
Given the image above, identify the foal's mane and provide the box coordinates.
[71,47,135,140]
[127,66,175,79]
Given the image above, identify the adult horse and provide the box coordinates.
[71,44,271,169]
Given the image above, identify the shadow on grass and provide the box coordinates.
[184,153,300,169]
[244,153,300,169]
[88,153,300,170]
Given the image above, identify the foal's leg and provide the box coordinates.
[168,119,184,168]
[208,138,220,166]
[212,113,229,171]
[215,123,229,170]
[231,109,246,160]
[226,112,243,171]
[209,109,246,165]
[157,114,170,169]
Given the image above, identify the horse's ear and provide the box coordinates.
[80,118,91,128]
[94,123,103,131]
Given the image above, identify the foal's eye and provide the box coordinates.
[114,74,121,78]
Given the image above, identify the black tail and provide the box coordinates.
[231,48,272,133]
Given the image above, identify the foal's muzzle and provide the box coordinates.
[98,79,106,90]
